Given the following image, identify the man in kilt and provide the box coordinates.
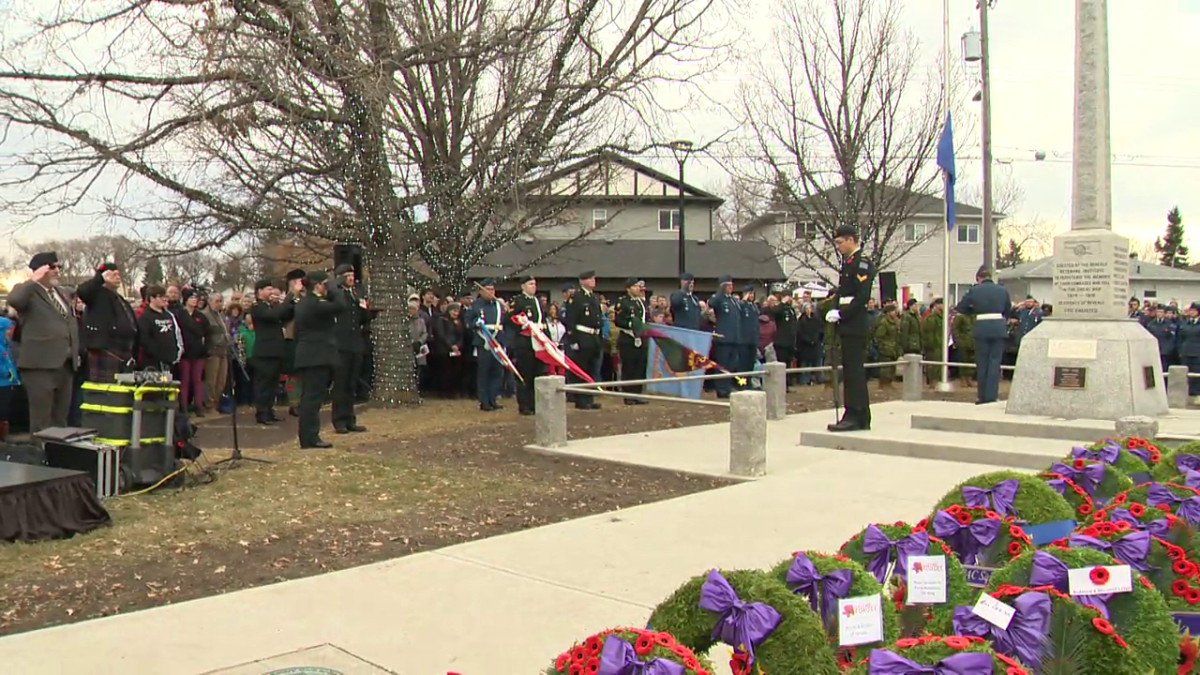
[76,261,138,383]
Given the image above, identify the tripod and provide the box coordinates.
[213,348,273,468]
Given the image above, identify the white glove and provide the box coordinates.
[825,309,841,323]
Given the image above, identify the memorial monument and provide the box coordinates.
[1005,0,1169,420]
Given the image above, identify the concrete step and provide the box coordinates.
[799,427,1074,470]
[909,413,1111,442]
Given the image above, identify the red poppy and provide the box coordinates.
[1188,589,1200,606]
[1005,515,1017,523]
[1174,559,1194,576]
[1158,503,1174,512]
[1129,503,1146,517]
[585,636,603,653]
[1113,493,1128,504]
[965,636,986,644]
[835,555,849,562]
[955,511,972,525]
[1092,617,1115,635]
[1097,523,1117,536]
[985,510,1000,520]
[584,657,600,674]
[1126,439,1139,449]
[1005,669,1028,675]
[1094,509,1109,522]
[568,664,584,675]
[916,518,929,529]
[1074,458,1087,470]
[943,636,970,650]
[555,653,569,671]
[894,521,907,528]
[1173,579,1191,596]
[1008,525,1024,539]
[653,633,673,646]
[1114,520,1132,531]
[683,656,700,670]
[1138,575,1154,590]
[1150,450,1162,463]
[912,524,927,533]
[894,638,920,649]
[946,504,963,515]
[1079,502,1093,515]
[1168,544,1186,560]
[634,635,654,655]
[1113,635,1128,649]
[572,646,588,662]
[1181,637,1199,674]
[1082,525,1101,537]
[1007,542,1024,556]
[670,644,691,658]
[1089,567,1111,585]
[1073,484,1088,496]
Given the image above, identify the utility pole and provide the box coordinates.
[670,140,694,276]
[979,0,996,270]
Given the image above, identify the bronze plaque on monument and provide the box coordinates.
[1052,366,1087,390]
[1144,366,1156,390]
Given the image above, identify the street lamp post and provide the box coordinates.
[670,140,694,276]
[978,0,996,270]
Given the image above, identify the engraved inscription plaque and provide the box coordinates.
[1052,366,1087,390]
[1144,366,1156,390]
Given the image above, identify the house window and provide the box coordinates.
[903,223,929,243]
[592,209,608,228]
[792,221,819,240]
[658,209,680,231]
[957,223,980,244]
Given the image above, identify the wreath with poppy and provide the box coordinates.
[836,522,974,637]
[976,547,1179,675]
[929,470,1075,525]
[1040,458,1135,507]
[1040,472,1098,519]
[1066,437,1156,477]
[647,569,841,675]
[1113,481,1200,516]
[921,505,1035,567]
[843,635,1029,675]
[1181,633,1200,675]
[545,627,713,675]
[768,551,900,665]
[1154,443,1200,482]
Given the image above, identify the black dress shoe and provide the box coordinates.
[519,410,534,416]
[301,440,333,449]
[334,427,350,434]
[827,419,863,432]
[256,417,275,425]
[288,407,299,417]
[347,424,367,433]
[492,403,504,410]
[480,404,496,412]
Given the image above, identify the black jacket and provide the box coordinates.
[431,314,465,356]
[250,299,295,359]
[76,273,138,354]
[137,307,182,367]
[332,284,372,354]
[173,308,210,359]
[293,291,345,369]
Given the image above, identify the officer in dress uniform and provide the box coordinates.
[469,278,506,412]
[824,225,876,432]
[330,263,372,433]
[614,277,650,404]
[249,278,297,425]
[708,275,740,399]
[738,285,760,387]
[564,270,603,410]
[292,271,345,449]
[669,272,701,330]
[954,266,1013,405]
[506,275,545,415]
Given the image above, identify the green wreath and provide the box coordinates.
[1093,493,1200,563]
[837,523,974,636]
[545,627,714,675]
[647,569,839,675]
[1154,443,1200,481]
[1058,438,1153,477]
[1113,481,1200,517]
[843,635,1030,674]
[929,470,1074,524]
[1043,458,1134,505]
[926,505,1035,567]
[767,550,899,660]
[1040,473,1098,520]
[977,547,1177,675]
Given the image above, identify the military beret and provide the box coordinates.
[479,278,496,287]
[680,272,694,281]
[624,277,639,288]
[905,298,919,308]
[931,298,944,306]
[718,275,733,285]
[334,263,354,276]
[307,271,329,285]
[29,251,58,270]
[833,224,858,239]
[97,261,119,273]
[285,269,307,282]
[519,275,536,284]
[561,282,575,291]
[742,284,755,294]
[578,270,595,280]
[254,279,274,291]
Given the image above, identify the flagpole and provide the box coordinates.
[938,0,953,392]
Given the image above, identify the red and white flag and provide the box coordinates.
[512,314,595,383]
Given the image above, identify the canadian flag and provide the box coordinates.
[512,314,595,383]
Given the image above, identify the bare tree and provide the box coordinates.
[733,0,959,282]
[959,171,1058,260]
[1129,237,1158,262]
[16,235,142,286]
[714,175,769,240]
[0,0,722,403]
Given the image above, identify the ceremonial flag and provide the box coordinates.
[511,314,595,384]
[638,321,743,400]
[475,319,522,382]
[937,111,956,230]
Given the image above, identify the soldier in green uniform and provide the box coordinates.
[505,275,545,415]
[899,298,923,356]
[292,271,345,449]
[952,309,976,387]
[871,302,901,388]
[921,299,945,386]
[614,278,649,404]
[281,268,306,416]
[563,270,603,410]
[330,263,372,433]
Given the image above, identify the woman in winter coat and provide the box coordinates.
[796,302,824,385]
[173,288,211,415]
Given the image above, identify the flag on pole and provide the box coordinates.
[475,319,523,382]
[937,112,956,230]
[511,314,595,384]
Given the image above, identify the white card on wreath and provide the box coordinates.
[971,593,1015,630]
[837,594,884,646]
[1068,565,1133,596]
[905,555,948,605]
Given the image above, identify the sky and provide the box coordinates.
[1,0,1199,262]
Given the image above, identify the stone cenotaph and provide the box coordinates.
[1005,0,1168,420]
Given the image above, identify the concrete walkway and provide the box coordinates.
[0,448,1003,675]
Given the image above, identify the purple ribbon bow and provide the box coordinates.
[698,570,781,667]
[785,553,852,628]
[597,635,685,675]
[952,591,1051,667]
[932,511,1000,565]
[1071,442,1120,465]
[961,479,1019,516]
[1108,507,1171,537]
[1067,530,1151,571]
[861,525,930,584]
[1028,550,1111,618]
[1184,470,1200,490]
[1177,453,1200,474]
[1125,443,1152,465]
[1049,461,1106,497]
[867,649,996,675]
[1147,484,1200,526]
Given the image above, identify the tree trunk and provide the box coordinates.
[365,243,419,406]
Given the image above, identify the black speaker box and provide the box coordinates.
[333,244,364,284]
[878,271,898,304]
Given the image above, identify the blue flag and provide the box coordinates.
[936,112,956,230]
[645,324,715,400]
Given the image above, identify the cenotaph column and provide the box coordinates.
[1005,0,1168,419]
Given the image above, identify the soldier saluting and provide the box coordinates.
[824,224,876,432]
[564,270,603,410]
[669,272,700,330]
[614,278,650,405]
[506,275,545,415]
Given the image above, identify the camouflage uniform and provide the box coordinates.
[871,312,901,387]
[952,312,976,385]
[900,310,923,354]
[921,311,945,385]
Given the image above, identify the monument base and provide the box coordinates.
[1005,318,1168,421]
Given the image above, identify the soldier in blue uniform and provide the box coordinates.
[954,266,1013,405]
[738,285,760,386]
[1146,306,1178,374]
[708,276,741,398]
[469,278,506,412]
[669,272,701,330]
[1179,302,1200,402]
[825,225,876,432]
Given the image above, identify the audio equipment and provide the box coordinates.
[878,271,898,304]
[333,243,364,283]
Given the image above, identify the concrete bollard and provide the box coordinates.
[763,361,787,421]
[1115,415,1159,440]
[729,391,767,477]
[1168,365,1189,409]
[902,354,924,402]
[534,375,568,448]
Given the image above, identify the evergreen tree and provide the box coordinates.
[143,256,165,285]
[997,239,1025,269]
[1154,207,1189,268]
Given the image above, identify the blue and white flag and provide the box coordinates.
[936,112,956,230]
[645,324,715,401]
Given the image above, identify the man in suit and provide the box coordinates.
[668,273,700,330]
[955,266,1013,405]
[249,278,296,425]
[708,275,741,399]
[292,271,345,449]
[824,225,876,432]
[8,251,80,434]
[506,275,546,415]
[330,263,372,434]
[563,270,603,410]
